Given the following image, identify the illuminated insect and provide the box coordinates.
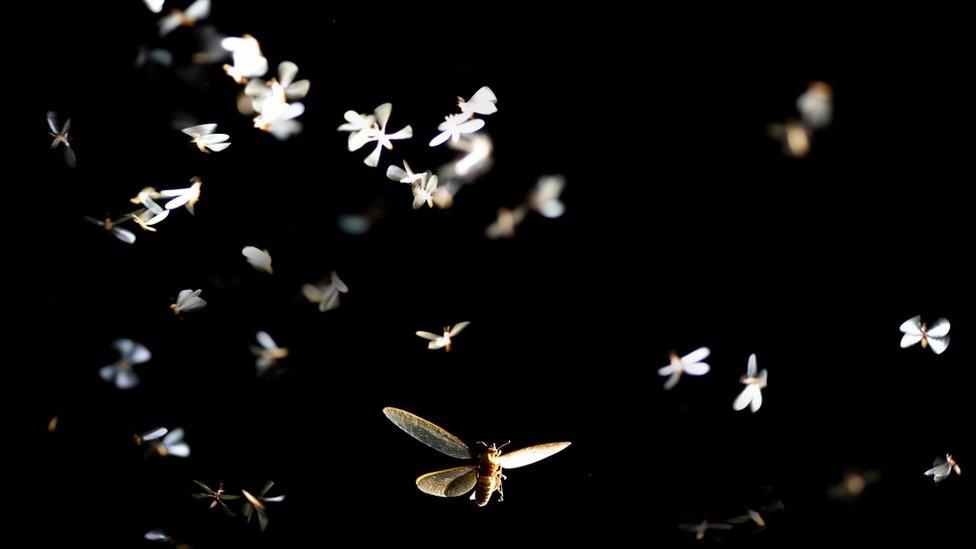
[244,61,310,103]
[657,347,710,390]
[221,34,268,84]
[924,453,961,483]
[726,500,785,529]
[171,289,206,315]
[147,427,190,458]
[679,520,733,540]
[338,110,377,151]
[242,246,273,274]
[252,98,305,140]
[485,207,527,239]
[458,86,498,116]
[301,271,348,312]
[768,120,810,158]
[48,415,59,433]
[797,81,833,130]
[158,0,209,36]
[133,427,169,447]
[733,353,767,413]
[899,315,950,355]
[429,113,485,147]
[84,215,136,244]
[355,103,413,167]
[251,331,289,374]
[46,111,76,168]
[411,173,439,209]
[161,177,202,214]
[827,469,881,501]
[192,480,240,516]
[241,481,285,532]
[528,175,566,218]
[416,321,470,352]
[130,195,170,232]
[99,339,151,390]
[386,160,426,185]
[383,407,570,507]
[182,123,230,153]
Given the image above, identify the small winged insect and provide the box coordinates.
[733,353,767,413]
[84,215,136,244]
[899,315,950,355]
[220,34,268,84]
[192,480,240,516]
[383,407,570,506]
[411,172,439,209]
[657,347,710,390]
[161,177,202,214]
[171,289,207,316]
[158,0,210,37]
[725,500,785,530]
[242,246,273,274]
[135,46,173,69]
[133,426,169,447]
[99,339,151,390]
[679,520,733,541]
[144,0,165,13]
[485,207,527,239]
[416,321,470,352]
[355,103,413,167]
[827,469,881,501]
[386,160,426,185]
[241,481,285,532]
[244,61,310,104]
[429,113,485,147]
[251,331,289,374]
[301,271,348,312]
[151,428,190,458]
[796,81,833,130]
[252,97,305,140]
[144,529,192,548]
[528,175,566,218]
[48,415,59,433]
[46,111,76,168]
[338,110,377,151]
[458,86,498,116]
[183,123,230,153]
[924,453,961,484]
[768,120,811,158]
[130,195,170,232]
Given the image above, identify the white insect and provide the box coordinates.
[241,481,285,532]
[253,98,305,140]
[182,123,230,153]
[144,530,171,542]
[158,0,210,37]
[151,427,191,458]
[84,215,137,244]
[678,520,732,541]
[130,195,170,232]
[251,331,289,374]
[244,61,310,103]
[924,454,961,483]
[47,111,76,168]
[161,177,202,214]
[338,110,377,152]
[386,160,426,185]
[356,103,412,167]
[411,173,439,209]
[429,112,485,147]
[899,315,950,355]
[301,271,348,312]
[733,353,767,413]
[221,34,268,84]
[171,289,206,315]
[657,347,710,390]
[485,207,528,239]
[797,81,833,130]
[416,321,470,352]
[99,339,151,390]
[528,175,566,218]
[242,246,273,274]
[144,0,165,14]
[134,426,169,446]
[458,86,498,116]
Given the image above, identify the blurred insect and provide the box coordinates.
[171,289,207,315]
[130,195,170,232]
[767,120,810,158]
[337,203,385,236]
[134,427,169,446]
[144,529,192,548]
[144,0,165,13]
[355,103,413,167]
[251,331,289,374]
[899,315,950,355]
[449,133,494,179]
[47,111,76,168]
[726,500,785,530]
[924,453,961,483]
[679,520,733,540]
[183,123,230,153]
[83,215,136,244]
[242,246,273,274]
[429,113,485,147]
[301,271,348,312]
[221,34,268,84]
[135,46,174,69]
[151,428,190,458]
[244,61,310,104]
[161,177,203,214]
[241,481,285,532]
[416,321,470,352]
[338,110,377,151]
[528,175,566,218]
[827,469,881,501]
[386,160,426,185]
[99,339,151,390]
[253,98,305,140]
[797,81,833,130]
[383,407,570,507]
[733,353,767,412]
[458,86,498,116]
[48,415,59,433]
[657,347,710,390]
[192,481,240,516]
[411,173,439,209]
[485,207,527,239]
[158,0,210,36]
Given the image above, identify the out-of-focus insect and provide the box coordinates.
[733,353,767,412]
[145,529,192,548]
[221,34,268,84]
[827,469,881,501]
[383,407,570,507]
[797,82,833,130]
[449,133,494,179]
[171,289,207,315]
[135,46,174,69]
[386,160,426,185]
[528,175,566,218]
[252,98,305,140]
[726,500,785,530]
[241,481,285,532]
[416,321,470,352]
[144,0,165,13]
[130,195,170,232]
[84,215,137,244]
[134,426,169,447]
[192,480,240,516]
[768,120,811,158]
[429,113,485,147]
[657,347,710,390]
[485,206,528,239]
[338,110,377,151]
[337,203,385,235]
[899,315,950,355]
[183,123,230,153]
[251,331,289,374]
[99,339,151,390]
[679,520,733,540]
[411,173,439,209]
[161,177,203,214]
[47,111,76,168]
[148,427,191,458]
[245,61,310,104]
[924,453,961,483]
[458,86,498,116]
[242,246,273,274]
[356,103,412,167]
[301,271,348,312]
[48,415,59,433]
[158,0,210,37]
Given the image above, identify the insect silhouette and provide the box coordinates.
[382,407,570,506]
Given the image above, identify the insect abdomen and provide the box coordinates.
[475,475,498,507]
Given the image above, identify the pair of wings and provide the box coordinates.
[175,289,207,312]
[383,407,570,497]
[900,316,950,354]
[416,321,470,342]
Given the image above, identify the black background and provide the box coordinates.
[16,3,972,546]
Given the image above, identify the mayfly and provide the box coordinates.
[83,215,136,244]
[241,481,285,531]
[99,339,151,390]
[161,177,202,214]
[429,113,485,147]
[657,347,710,390]
[411,173,439,209]
[899,315,950,355]
[383,407,570,506]
[301,271,348,312]
[733,353,767,413]
[171,289,206,315]
[251,331,289,374]
[355,103,412,167]
[416,321,470,352]
[158,0,210,37]
[458,86,498,116]
[182,123,230,153]
[679,520,733,540]
[924,453,961,484]
[192,480,240,516]
[47,111,76,167]
[242,246,273,274]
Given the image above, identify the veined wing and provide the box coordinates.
[415,466,478,497]
[496,442,571,469]
[383,407,471,459]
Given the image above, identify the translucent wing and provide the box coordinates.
[182,123,216,137]
[899,315,922,335]
[662,371,681,390]
[197,133,230,144]
[167,443,191,457]
[256,331,276,350]
[206,142,231,152]
[113,338,135,357]
[242,490,269,531]
[46,111,59,133]
[457,118,485,133]
[113,227,136,244]
[98,365,117,382]
[64,144,77,168]
[416,466,478,497]
[382,407,472,459]
[683,362,710,376]
[387,126,413,141]
[185,0,210,21]
[429,130,452,147]
[180,296,207,313]
[747,353,757,378]
[449,321,470,337]
[332,274,349,293]
[363,143,383,167]
[925,462,951,482]
[129,342,151,363]
[496,442,571,469]
[416,331,440,340]
[177,289,195,304]
[750,385,763,412]
[302,283,323,302]
[278,61,298,87]
[927,336,949,355]
[141,427,168,441]
[144,530,171,541]
[373,103,392,129]
[242,246,273,274]
[163,428,184,446]
[682,347,710,365]
[733,386,755,411]
[387,165,409,182]
[900,333,923,348]
[926,318,950,338]
[192,480,215,495]
[348,130,373,151]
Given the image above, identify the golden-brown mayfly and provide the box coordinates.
[383,407,570,506]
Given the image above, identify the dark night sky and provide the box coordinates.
[14,3,972,546]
